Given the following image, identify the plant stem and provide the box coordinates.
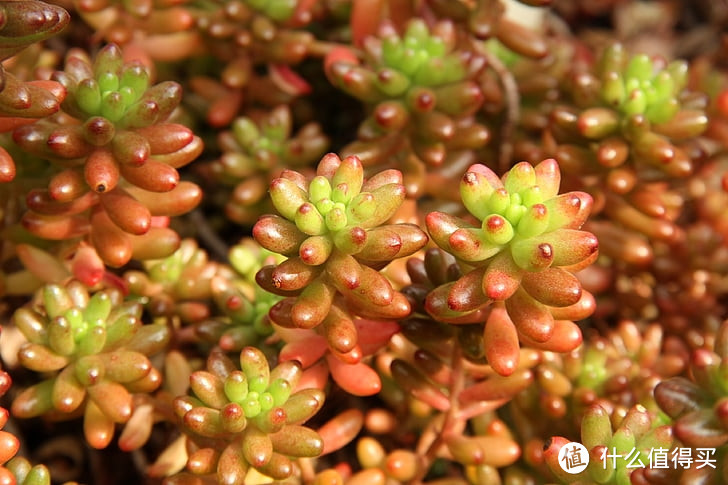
[474,39,520,174]
[188,208,229,261]
[409,344,465,485]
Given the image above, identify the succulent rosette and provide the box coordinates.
[123,238,225,325]
[325,18,489,197]
[654,319,728,482]
[564,44,704,180]
[425,158,598,374]
[173,347,325,482]
[544,404,677,484]
[549,44,708,249]
[10,280,170,449]
[253,153,428,355]
[509,320,686,447]
[208,105,328,224]
[595,45,692,125]
[326,18,472,103]
[12,43,203,267]
[195,239,285,351]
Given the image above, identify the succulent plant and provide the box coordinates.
[389,248,538,404]
[173,347,325,482]
[509,320,686,447]
[351,19,468,90]
[276,317,399,396]
[1,457,54,485]
[325,18,489,198]
[185,0,317,127]
[206,105,328,224]
[194,238,285,351]
[0,369,59,485]
[654,319,728,482]
[596,45,688,124]
[426,158,598,374]
[544,403,677,484]
[10,280,169,449]
[195,0,316,63]
[124,238,224,325]
[547,43,709,252]
[12,43,203,267]
[253,152,427,354]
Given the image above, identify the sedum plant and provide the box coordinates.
[653,319,728,483]
[185,0,317,128]
[10,280,169,449]
[206,105,328,225]
[12,43,203,267]
[426,158,598,374]
[326,17,490,198]
[547,42,709,260]
[508,319,686,450]
[544,403,677,484]
[172,347,325,483]
[194,238,285,351]
[253,152,428,354]
[124,238,225,324]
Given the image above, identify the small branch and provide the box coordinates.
[475,40,520,174]
[188,208,230,262]
[409,345,466,485]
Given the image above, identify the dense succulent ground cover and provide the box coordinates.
[1,0,728,484]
